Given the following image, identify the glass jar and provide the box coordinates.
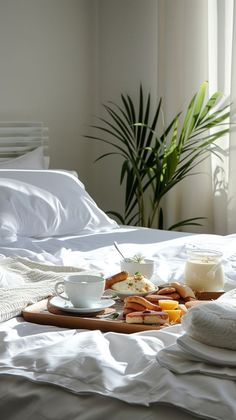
[184,249,224,292]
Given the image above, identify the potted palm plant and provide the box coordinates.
[85,81,232,230]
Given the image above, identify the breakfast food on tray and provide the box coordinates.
[123,296,161,315]
[126,310,169,325]
[125,254,146,263]
[157,299,179,310]
[169,281,196,301]
[122,295,182,325]
[124,302,147,312]
[147,294,176,301]
[123,294,185,325]
[106,272,156,294]
[178,303,188,316]
[157,286,176,295]
[143,294,162,303]
[154,282,197,302]
[104,271,216,326]
[195,291,224,300]
[163,309,182,323]
[124,295,161,310]
[185,300,213,309]
[105,271,129,289]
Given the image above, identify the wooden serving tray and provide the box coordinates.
[22,298,167,334]
[195,291,224,300]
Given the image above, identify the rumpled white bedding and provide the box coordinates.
[1,227,236,419]
[1,227,236,290]
[0,317,235,420]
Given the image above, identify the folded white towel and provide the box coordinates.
[181,298,236,350]
[177,334,236,365]
[157,334,236,379]
[157,289,236,379]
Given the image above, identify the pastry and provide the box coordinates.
[147,294,175,301]
[126,310,169,325]
[124,295,161,311]
[155,286,180,301]
[105,271,129,289]
[157,286,177,295]
[124,302,146,311]
[170,281,196,300]
[185,300,212,309]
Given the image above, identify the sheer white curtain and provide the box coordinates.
[224,1,236,234]
[208,0,236,234]
[158,0,236,234]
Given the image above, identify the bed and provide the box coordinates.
[0,169,235,420]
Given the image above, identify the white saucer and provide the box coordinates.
[50,296,116,314]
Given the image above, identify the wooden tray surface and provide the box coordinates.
[22,298,167,334]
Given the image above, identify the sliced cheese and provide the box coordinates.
[158,299,179,310]
[164,309,182,323]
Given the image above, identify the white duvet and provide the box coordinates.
[1,226,236,289]
[0,228,236,419]
[0,316,236,420]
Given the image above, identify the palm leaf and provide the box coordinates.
[169,217,206,231]
[106,211,126,225]
[137,85,144,148]
[103,104,134,146]
[198,91,223,123]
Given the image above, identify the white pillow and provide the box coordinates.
[0,147,48,169]
[0,171,118,239]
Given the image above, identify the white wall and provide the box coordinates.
[0,0,96,184]
[157,0,213,232]
[89,0,159,215]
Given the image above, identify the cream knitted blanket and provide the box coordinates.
[0,257,83,322]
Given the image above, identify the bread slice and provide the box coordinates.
[126,310,169,325]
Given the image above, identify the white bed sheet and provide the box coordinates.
[0,318,218,420]
[0,367,198,420]
[0,225,191,265]
[1,227,236,420]
[1,226,236,290]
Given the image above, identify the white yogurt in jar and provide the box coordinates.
[184,249,224,292]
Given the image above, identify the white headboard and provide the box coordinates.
[0,122,49,161]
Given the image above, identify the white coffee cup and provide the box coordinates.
[55,271,105,308]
